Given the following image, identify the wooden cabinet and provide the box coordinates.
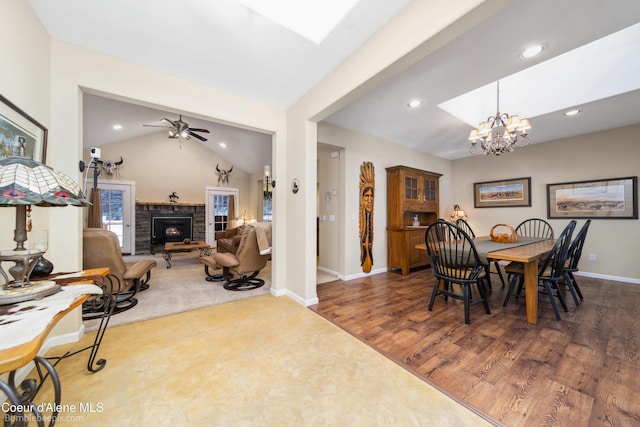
[386,166,442,275]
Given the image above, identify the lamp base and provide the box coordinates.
[0,249,44,289]
[0,280,60,305]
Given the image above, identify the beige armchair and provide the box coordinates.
[211,222,271,291]
[82,228,157,317]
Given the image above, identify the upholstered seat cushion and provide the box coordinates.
[124,259,157,282]
[211,252,240,269]
[199,255,218,270]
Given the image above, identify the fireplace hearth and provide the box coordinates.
[135,202,205,254]
[150,214,193,253]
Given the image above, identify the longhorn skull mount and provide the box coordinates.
[100,156,124,175]
[216,164,233,183]
[79,156,123,176]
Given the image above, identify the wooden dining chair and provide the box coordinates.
[456,219,505,288]
[503,220,576,320]
[426,220,491,325]
[562,219,591,305]
[515,218,554,239]
[506,218,555,283]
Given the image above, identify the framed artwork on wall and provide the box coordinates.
[474,177,531,208]
[547,176,638,219]
[0,94,48,163]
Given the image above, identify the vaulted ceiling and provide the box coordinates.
[29,0,640,165]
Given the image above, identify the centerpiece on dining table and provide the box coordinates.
[489,224,519,243]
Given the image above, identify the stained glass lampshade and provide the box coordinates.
[0,155,89,303]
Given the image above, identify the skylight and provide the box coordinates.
[438,23,640,126]
[235,0,359,44]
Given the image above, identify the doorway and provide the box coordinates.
[316,144,343,283]
[205,187,239,247]
[88,180,136,254]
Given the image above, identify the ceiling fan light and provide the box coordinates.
[168,129,177,138]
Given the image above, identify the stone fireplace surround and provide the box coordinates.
[135,202,205,254]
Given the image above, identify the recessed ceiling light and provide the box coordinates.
[521,45,543,59]
[564,109,582,116]
[219,142,227,148]
[438,23,640,126]
[407,99,423,109]
[113,124,122,130]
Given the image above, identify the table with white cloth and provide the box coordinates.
[0,269,109,426]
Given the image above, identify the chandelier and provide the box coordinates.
[468,81,531,156]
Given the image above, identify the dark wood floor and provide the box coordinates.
[310,266,640,427]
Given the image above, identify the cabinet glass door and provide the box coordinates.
[404,176,419,199]
[423,178,436,201]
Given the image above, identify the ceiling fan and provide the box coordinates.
[143,115,210,141]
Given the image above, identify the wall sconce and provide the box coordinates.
[264,165,275,200]
[450,204,467,222]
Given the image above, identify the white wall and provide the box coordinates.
[317,144,342,273]
[0,0,82,364]
[452,124,640,281]
[318,122,453,278]
[0,0,52,253]
[84,134,252,209]
[286,0,489,304]
[47,40,287,291]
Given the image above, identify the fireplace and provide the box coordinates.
[151,214,193,249]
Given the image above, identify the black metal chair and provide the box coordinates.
[515,218,554,239]
[426,220,491,325]
[456,219,505,288]
[503,220,577,320]
[562,220,591,305]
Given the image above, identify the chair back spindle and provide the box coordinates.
[515,218,554,239]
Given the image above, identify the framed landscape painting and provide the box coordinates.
[547,177,638,219]
[474,177,531,208]
[0,94,48,163]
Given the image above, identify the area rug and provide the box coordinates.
[84,251,271,332]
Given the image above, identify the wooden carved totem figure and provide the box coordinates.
[359,161,374,273]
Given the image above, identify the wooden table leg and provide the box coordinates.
[523,260,538,325]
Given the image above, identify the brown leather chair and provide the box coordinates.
[211,223,271,291]
[215,225,246,254]
[82,228,157,317]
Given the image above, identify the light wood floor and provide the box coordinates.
[310,267,640,426]
[27,296,493,426]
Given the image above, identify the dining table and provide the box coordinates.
[416,236,555,325]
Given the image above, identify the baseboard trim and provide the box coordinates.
[341,267,387,282]
[574,271,640,285]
